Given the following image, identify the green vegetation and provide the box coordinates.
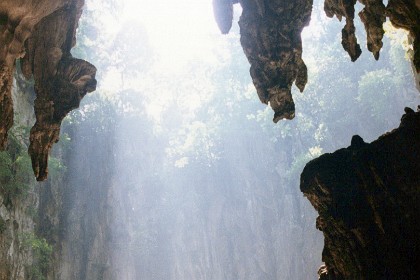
[0,120,68,204]
[0,129,34,203]
[21,233,53,280]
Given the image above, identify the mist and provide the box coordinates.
[55,0,420,279]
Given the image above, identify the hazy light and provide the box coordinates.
[122,0,221,71]
[88,0,238,121]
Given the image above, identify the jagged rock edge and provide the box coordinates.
[0,0,96,181]
[213,0,420,122]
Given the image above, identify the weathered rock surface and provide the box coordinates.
[214,0,420,121]
[324,0,363,61]
[387,0,420,73]
[37,128,118,280]
[301,107,420,279]
[358,0,386,60]
[229,0,313,122]
[0,66,13,151]
[0,0,96,181]
[0,194,37,280]
[0,75,38,280]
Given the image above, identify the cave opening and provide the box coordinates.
[0,0,419,279]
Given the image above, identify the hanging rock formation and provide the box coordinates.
[213,0,313,122]
[0,0,418,180]
[324,0,363,61]
[301,107,420,279]
[213,0,420,121]
[0,0,96,181]
[213,0,239,34]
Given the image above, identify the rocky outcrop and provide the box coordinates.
[213,0,420,121]
[387,0,420,74]
[0,0,96,181]
[238,0,313,122]
[324,0,363,61]
[358,0,386,60]
[213,0,313,122]
[301,107,420,279]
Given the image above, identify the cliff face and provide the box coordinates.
[0,74,38,280]
[300,107,420,279]
[0,0,96,181]
[100,115,324,280]
[0,78,122,280]
[0,195,36,280]
[0,187,37,280]
[213,0,420,122]
[37,120,118,280]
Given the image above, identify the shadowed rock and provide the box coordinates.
[0,0,96,180]
[325,0,362,61]
[0,65,13,150]
[239,0,313,122]
[387,0,420,73]
[301,107,420,279]
[358,0,386,60]
[213,0,420,122]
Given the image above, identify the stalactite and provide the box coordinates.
[0,0,96,180]
[213,0,420,122]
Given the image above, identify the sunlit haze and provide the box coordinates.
[1,0,419,279]
[84,0,245,121]
[61,1,420,279]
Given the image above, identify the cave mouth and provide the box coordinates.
[0,0,419,279]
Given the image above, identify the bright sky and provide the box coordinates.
[123,0,223,70]
[85,0,239,120]
[83,0,327,121]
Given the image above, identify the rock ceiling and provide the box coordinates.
[213,0,420,122]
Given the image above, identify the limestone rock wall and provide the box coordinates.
[36,120,117,280]
[0,190,37,280]
[0,74,37,280]
[301,107,420,279]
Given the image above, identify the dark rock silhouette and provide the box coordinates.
[301,107,420,279]
[213,0,420,121]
